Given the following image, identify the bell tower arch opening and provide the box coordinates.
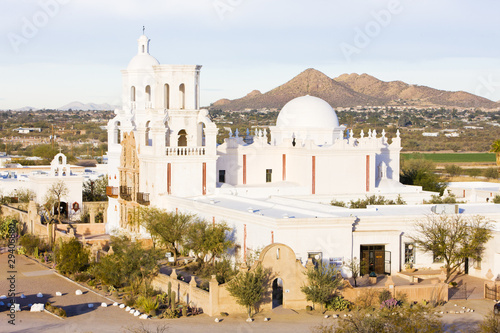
[164,84,170,109]
[178,129,187,147]
[145,121,152,146]
[145,85,151,103]
[197,122,206,146]
[179,83,185,109]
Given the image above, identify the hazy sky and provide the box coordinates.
[1,0,499,109]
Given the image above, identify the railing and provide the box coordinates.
[137,192,150,205]
[106,186,119,198]
[166,147,206,156]
[120,186,132,201]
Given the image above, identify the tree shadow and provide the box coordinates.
[62,302,100,317]
[255,267,274,315]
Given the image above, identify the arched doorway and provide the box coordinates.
[55,202,68,219]
[272,278,283,308]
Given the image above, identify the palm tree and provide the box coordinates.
[490,139,500,167]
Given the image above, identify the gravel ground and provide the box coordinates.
[0,252,497,333]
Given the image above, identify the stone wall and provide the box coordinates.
[1,202,106,244]
[341,283,448,304]
[151,269,212,314]
[55,223,106,236]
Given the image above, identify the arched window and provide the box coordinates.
[130,86,136,102]
[197,122,206,146]
[115,121,121,144]
[179,84,185,109]
[178,129,187,147]
[164,84,170,109]
[145,121,152,146]
[145,85,151,102]
[58,156,63,164]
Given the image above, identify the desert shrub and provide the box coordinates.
[124,294,136,307]
[477,313,500,333]
[423,193,463,204]
[73,272,92,282]
[378,289,392,304]
[327,296,352,311]
[445,164,462,177]
[197,259,237,284]
[348,195,406,208]
[55,237,90,275]
[493,195,500,204]
[92,235,159,289]
[19,234,48,255]
[330,304,444,333]
[400,159,447,194]
[0,217,17,240]
[45,302,67,318]
[161,307,179,319]
[126,323,169,333]
[465,168,482,178]
[354,288,380,309]
[136,295,159,314]
[330,200,347,208]
[484,167,499,180]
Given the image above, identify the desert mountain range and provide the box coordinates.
[211,68,499,110]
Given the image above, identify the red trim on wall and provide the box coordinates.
[167,163,171,194]
[282,154,286,181]
[312,156,316,195]
[243,154,247,185]
[366,155,370,192]
[202,162,207,195]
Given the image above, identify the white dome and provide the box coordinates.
[127,54,159,70]
[276,95,339,129]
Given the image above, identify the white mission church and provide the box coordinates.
[105,34,500,280]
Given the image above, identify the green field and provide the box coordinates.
[401,152,496,163]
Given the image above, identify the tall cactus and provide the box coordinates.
[170,290,176,307]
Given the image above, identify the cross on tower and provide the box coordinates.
[142,26,145,34]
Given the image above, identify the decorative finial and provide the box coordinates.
[235,128,239,137]
[360,129,364,138]
[228,128,233,137]
[372,129,377,138]
[381,129,386,138]
[142,26,145,35]
[396,129,400,138]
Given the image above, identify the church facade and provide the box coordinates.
[106,35,500,281]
